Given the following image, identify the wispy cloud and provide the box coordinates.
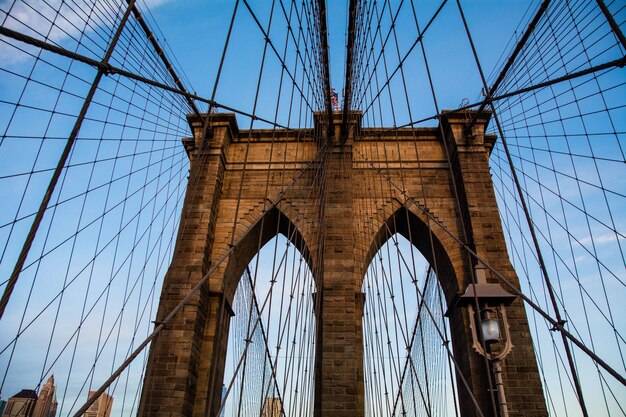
[578,232,624,246]
[0,0,171,65]
[574,255,588,263]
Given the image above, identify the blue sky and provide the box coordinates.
[142,0,534,125]
[0,1,624,416]
[140,2,624,415]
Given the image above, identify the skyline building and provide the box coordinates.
[1,389,37,417]
[83,391,113,417]
[32,375,57,417]
[261,397,282,417]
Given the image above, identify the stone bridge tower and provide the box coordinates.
[137,111,547,417]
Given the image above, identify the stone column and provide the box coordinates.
[138,113,237,417]
[441,111,548,417]
[314,112,364,417]
[316,142,359,417]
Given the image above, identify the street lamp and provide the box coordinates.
[453,265,516,417]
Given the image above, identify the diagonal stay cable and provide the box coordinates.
[124,0,201,116]
[355,0,448,116]
[0,0,138,321]
[469,0,552,126]
[386,55,626,133]
[0,25,322,141]
[454,1,597,413]
[68,140,328,417]
[240,0,317,115]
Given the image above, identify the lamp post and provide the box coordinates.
[454,265,517,417]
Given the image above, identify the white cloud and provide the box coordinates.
[574,255,588,263]
[578,232,624,246]
[0,0,171,66]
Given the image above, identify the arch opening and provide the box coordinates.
[220,206,315,303]
[361,207,462,417]
[219,230,316,417]
[362,207,461,304]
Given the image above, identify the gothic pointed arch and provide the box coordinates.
[220,205,315,302]
[363,205,462,304]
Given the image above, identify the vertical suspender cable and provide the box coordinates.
[317,0,334,140]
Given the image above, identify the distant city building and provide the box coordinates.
[2,389,37,417]
[33,375,57,417]
[261,397,282,417]
[83,391,113,417]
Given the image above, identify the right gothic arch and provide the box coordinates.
[362,205,460,304]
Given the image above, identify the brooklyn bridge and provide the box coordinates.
[0,1,624,416]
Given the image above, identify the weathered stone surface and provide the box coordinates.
[138,111,547,417]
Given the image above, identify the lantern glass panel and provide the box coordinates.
[481,318,500,342]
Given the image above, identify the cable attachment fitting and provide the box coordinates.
[101,63,113,76]
[550,320,567,332]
